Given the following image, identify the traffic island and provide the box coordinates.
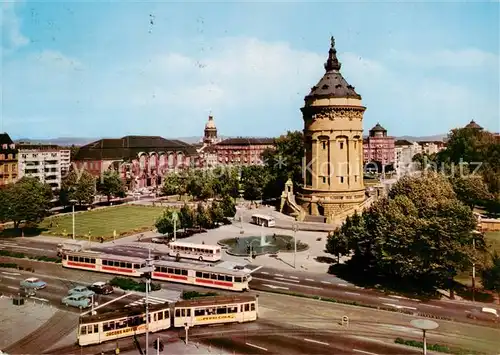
[219,234,309,256]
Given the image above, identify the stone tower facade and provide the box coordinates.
[296,37,366,222]
[203,115,220,145]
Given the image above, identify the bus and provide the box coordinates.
[77,295,258,346]
[251,214,276,227]
[167,241,221,262]
[62,251,251,291]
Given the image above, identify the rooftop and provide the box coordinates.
[216,137,275,146]
[465,120,483,130]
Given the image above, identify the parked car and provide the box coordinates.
[89,281,114,295]
[467,307,499,323]
[68,285,95,298]
[152,236,170,244]
[62,294,91,309]
[19,278,47,290]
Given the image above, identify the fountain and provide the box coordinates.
[220,233,307,257]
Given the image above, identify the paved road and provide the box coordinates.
[2,238,499,329]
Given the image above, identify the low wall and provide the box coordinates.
[480,219,500,232]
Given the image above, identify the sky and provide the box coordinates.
[1,0,499,140]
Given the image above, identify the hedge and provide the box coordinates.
[109,277,161,292]
[181,290,218,300]
[0,250,61,263]
[394,338,484,355]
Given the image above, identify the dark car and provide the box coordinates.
[89,281,114,295]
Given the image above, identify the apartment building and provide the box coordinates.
[60,149,71,176]
[17,144,64,190]
[0,133,18,186]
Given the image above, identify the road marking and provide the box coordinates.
[320,281,331,284]
[260,271,269,275]
[263,284,289,290]
[421,304,442,309]
[354,286,363,289]
[274,277,300,283]
[31,297,49,302]
[274,274,284,277]
[353,349,379,355]
[250,266,263,273]
[382,303,417,310]
[338,284,348,287]
[378,297,397,302]
[1,272,21,276]
[3,276,17,280]
[7,286,17,290]
[253,277,323,290]
[304,338,329,346]
[345,292,361,296]
[305,278,315,281]
[245,342,267,351]
[288,276,299,279]
[389,295,420,302]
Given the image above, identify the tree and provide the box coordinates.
[327,173,482,292]
[97,171,126,202]
[194,203,211,229]
[60,170,96,206]
[220,195,236,218]
[241,166,270,201]
[325,228,350,263]
[186,170,213,200]
[179,204,194,229]
[482,252,500,302]
[208,201,225,227]
[262,131,304,199]
[450,174,491,210]
[155,207,180,235]
[161,172,187,196]
[0,177,53,230]
[211,167,240,198]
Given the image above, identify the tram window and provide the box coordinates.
[84,258,90,263]
[251,303,255,311]
[217,275,225,281]
[181,309,186,317]
[120,262,126,268]
[187,309,191,316]
[103,322,110,331]
[217,307,227,314]
[175,269,181,275]
[181,269,188,276]
[245,304,250,311]
[126,263,132,269]
[202,273,209,279]
[133,264,139,269]
[196,271,202,277]
[114,261,120,267]
[91,258,96,264]
[235,277,242,283]
[175,309,180,317]
[158,312,163,320]
[225,275,232,282]
[87,325,93,334]
[211,273,217,280]
[102,260,107,265]
[194,309,205,316]
[80,325,87,335]
[168,268,174,274]
[69,256,73,261]
[154,313,157,321]
[165,310,170,318]
[94,324,98,333]
[229,306,238,313]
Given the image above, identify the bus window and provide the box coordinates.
[80,325,87,335]
[251,303,255,311]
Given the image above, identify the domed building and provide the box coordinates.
[203,115,220,145]
[294,37,368,223]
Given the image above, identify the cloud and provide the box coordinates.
[1,1,29,52]
[387,48,499,70]
[2,35,498,138]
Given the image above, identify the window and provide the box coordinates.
[322,177,326,183]
[80,326,87,335]
[196,271,202,278]
[354,176,358,182]
[194,309,205,316]
[175,309,180,317]
[251,303,256,311]
[181,309,186,317]
[181,269,188,276]
[186,309,191,316]
[225,275,232,282]
[217,307,227,314]
[340,142,344,149]
[245,304,250,311]
[322,141,327,149]
[340,177,344,183]
[94,324,98,333]
[211,273,217,280]
[354,141,357,149]
[202,273,209,279]
[235,277,242,283]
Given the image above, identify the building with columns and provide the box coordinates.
[363,123,395,168]
[73,136,198,190]
[296,37,366,222]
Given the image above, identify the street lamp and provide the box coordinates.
[138,249,155,355]
[471,230,481,302]
[410,319,439,355]
[292,222,298,269]
[69,199,78,240]
[172,211,178,242]
[247,239,260,261]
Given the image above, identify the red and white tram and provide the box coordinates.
[62,251,251,292]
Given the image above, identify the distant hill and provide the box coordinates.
[14,134,448,147]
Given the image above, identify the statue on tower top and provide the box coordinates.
[330,36,335,49]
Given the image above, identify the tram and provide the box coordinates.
[78,295,258,346]
[62,250,251,291]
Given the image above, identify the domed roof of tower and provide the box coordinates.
[205,115,217,130]
[305,37,361,100]
[370,123,386,132]
[465,120,483,130]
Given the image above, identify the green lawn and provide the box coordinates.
[39,205,165,240]
[485,231,500,254]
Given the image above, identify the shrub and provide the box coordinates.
[0,263,17,269]
[181,290,218,300]
[109,277,161,292]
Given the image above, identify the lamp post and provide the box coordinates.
[139,249,155,355]
[69,199,78,240]
[471,231,481,302]
[410,319,439,355]
[292,222,298,269]
[172,211,178,242]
